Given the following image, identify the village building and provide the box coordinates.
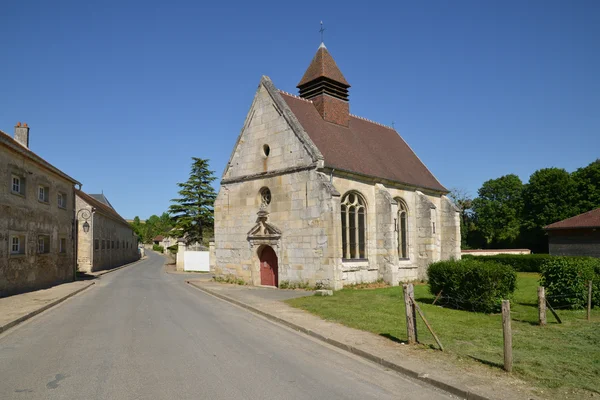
[213,43,461,289]
[545,208,600,258]
[75,190,139,272]
[0,123,80,297]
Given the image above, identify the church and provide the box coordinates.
[213,42,460,290]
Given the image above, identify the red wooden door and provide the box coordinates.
[259,246,278,287]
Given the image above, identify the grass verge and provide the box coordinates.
[286,273,600,397]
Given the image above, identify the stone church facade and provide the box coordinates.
[214,43,460,290]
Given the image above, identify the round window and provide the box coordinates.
[260,187,272,206]
[263,144,270,157]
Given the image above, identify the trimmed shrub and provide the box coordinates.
[540,257,600,309]
[428,259,517,313]
[461,254,552,273]
[152,244,164,253]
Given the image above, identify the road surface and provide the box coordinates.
[0,251,452,400]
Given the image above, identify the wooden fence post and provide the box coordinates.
[502,300,512,372]
[538,286,546,326]
[403,284,417,344]
[588,280,593,322]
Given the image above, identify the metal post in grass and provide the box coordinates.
[502,300,512,372]
[588,281,593,322]
[402,284,417,344]
[538,287,546,326]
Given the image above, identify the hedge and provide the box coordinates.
[461,254,552,273]
[152,244,164,253]
[428,259,517,313]
[540,257,600,309]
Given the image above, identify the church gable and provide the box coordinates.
[222,77,322,181]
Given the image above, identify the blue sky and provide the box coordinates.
[1,0,598,219]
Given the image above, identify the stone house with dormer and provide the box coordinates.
[0,123,80,297]
[214,43,460,290]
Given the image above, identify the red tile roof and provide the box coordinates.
[280,92,447,192]
[297,44,350,88]
[153,235,165,241]
[545,208,600,230]
[76,189,131,228]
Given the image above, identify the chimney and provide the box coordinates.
[14,122,30,148]
[297,43,351,127]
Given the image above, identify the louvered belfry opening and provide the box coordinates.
[297,43,351,126]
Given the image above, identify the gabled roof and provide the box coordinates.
[545,208,600,230]
[89,193,114,209]
[76,189,131,228]
[0,129,80,186]
[279,92,448,192]
[153,235,165,241]
[297,43,350,88]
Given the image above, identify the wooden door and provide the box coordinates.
[259,246,278,287]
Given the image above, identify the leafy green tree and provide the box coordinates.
[521,168,578,252]
[169,158,217,245]
[471,174,524,247]
[449,188,475,249]
[572,159,600,214]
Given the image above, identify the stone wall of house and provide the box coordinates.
[0,145,75,297]
[548,229,600,258]
[76,196,138,273]
[440,195,462,262]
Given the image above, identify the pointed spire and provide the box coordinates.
[297,44,350,89]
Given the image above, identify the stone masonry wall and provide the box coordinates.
[0,145,75,297]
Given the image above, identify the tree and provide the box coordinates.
[572,159,600,214]
[448,188,474,249]
[471,174,524,247]
[169,158,217,245]
[521,168,578,252]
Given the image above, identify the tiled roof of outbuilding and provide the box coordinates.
[545,208,600,230]
[279,92,448,192]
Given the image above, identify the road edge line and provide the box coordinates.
[186,281,488,400]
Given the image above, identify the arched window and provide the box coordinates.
[397,199,409,259]
[341,192,367,259]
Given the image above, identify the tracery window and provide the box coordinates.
[341,192,367,259]
[397,199,409,259]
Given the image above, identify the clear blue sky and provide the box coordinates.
[1,1,598,219]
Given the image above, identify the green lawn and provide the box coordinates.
[286,273,600,395]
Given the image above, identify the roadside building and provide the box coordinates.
[1,123,80,297]
[75,190,139,272]
[213,43,460,289]
[545,208,600,258]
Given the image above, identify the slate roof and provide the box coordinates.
[545,208,600,230]
[89,193,115,209]
[0,129,80,185]
[76,189,131,228]
[297,43,350,88]
[279,92,448,193]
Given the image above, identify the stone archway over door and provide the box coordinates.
[259,246,278,287]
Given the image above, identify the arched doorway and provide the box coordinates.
[259,246,278,287]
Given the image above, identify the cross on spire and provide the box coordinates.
[319,21,325,43]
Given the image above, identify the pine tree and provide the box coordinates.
[169,158,217,245]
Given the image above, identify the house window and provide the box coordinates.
[57,192,67,209]
[432,222,436,235]
[397,199,409,259]
[11,175,25,195]
[102,240,105,250]
[111,240,114,249]
[95,239,99,250]
[38,185,49,203]
[59,238,67,253]
[341,192,367,259]
[10,235,26,255]
[116,240,119,249]
[38,235,50,254]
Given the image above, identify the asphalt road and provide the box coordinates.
[0,252,453,400]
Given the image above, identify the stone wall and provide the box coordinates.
[76,196,139,273]
[0,145,76,297]
[548,229,600,258]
